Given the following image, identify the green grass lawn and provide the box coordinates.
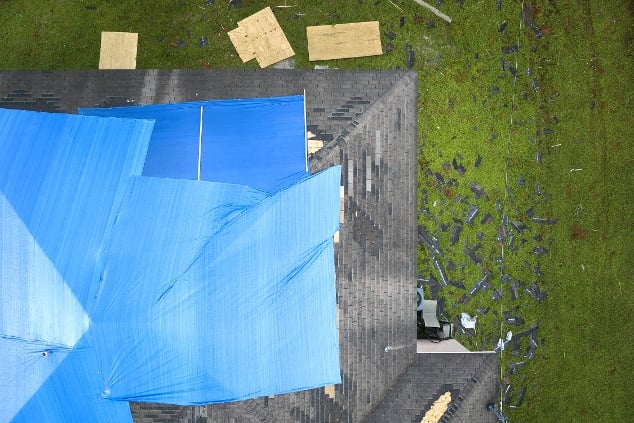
[1,0,631,421]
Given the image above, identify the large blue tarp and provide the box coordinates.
[79,95,309,192]
[0,100,340,422]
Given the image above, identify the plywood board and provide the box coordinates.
[228,7,294,68]
[99,32,138,69]
[307,139,324,154]
[307,21,382,61]
[324,385,335,399]
[227,26,256,62]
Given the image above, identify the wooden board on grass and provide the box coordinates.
[227,26,256,62]
[228,7,294,68]
[307,21,382,61]
[99,32,138,69]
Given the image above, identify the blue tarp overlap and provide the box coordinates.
[79,95,309,192]
[0,96,341,422]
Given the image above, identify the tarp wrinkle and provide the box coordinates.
[1,97,341,422]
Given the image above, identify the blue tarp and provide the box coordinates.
[0,98,341,422]
[79,95,309,192]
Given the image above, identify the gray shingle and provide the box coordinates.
[0,69,432,423]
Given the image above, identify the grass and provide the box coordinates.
[1,0,631,421]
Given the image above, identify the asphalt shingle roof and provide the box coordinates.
[0,69,497,423]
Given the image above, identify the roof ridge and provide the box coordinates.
[310,70,417,172]
[441,353,498,423]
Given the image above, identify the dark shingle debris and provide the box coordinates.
[523,343,536,359]
[504,310,525,325]
[502,383,512,403]
[477,306,490,315]
[510,219,526,234]
[449,280,465,290]
[465,205,479,224]
[469,269,492,296]
[479,211,492,224]
[418,225,442,257]
[433,171,446,185]
[501,45,519,54]
[521,2,543,38]
[228,0,242,9]
[455,318,476,339]
[449,219,463,246]
[509,323,539,357]
[510,280,521,300]
[452,156,466,175]
[198,36,208,47]
[404,44,415,69]
[469,181,485,200]
[491,289,503,301]
[384,31,396,40]
[535,151,542,163]
[400,16,405,27]
[497,224,507,242]
[507,234,517,251]
[531,78,539,93]
[474,153,482,168]
[509,387,526,408]
[445,259,456,271]
[205,0,214,6]
[507,361,526,375]
[531,216,557,225]
[463,242,483,264]
[501,57,517,77]
[498,20,507,32]
[432,256,450,287]
[524,281,547,302]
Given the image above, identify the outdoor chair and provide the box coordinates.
[418,298,454,341]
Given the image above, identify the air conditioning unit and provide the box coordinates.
[416,287,425,311]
